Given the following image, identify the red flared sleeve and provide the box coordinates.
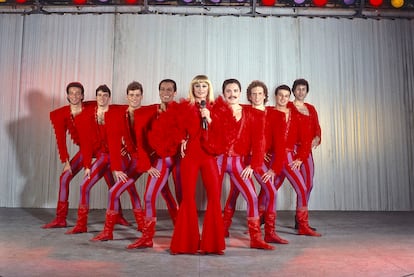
[306,103,322,144]
[73,103,101,169]
[50,106,72,163]
[148,101,184,158]
[201,96,237,156]
[105,105,129,172]
[246,107,266,171]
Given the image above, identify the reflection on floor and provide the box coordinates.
[1,208,413,277]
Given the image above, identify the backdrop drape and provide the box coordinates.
[1,14,413,211]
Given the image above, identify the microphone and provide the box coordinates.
[200,100,208,130]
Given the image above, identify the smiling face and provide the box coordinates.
[249,86,266,107]
[127,89,142,110]
[293,84,308,102]
[96,90,111,108]
[192,81,209,102]
[67,87,83,105]
[275,88,291,108]
[159,81,177,104]
[223,82,241,105]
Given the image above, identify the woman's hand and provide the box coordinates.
[180,139,188,158]
[200,107,212,124]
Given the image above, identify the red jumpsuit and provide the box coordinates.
[168,98,228,254]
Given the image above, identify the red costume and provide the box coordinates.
[223,106,287,245]
[218,104,273,250]
[159,97,229,255]
[65,105,132,234]
[267,104,320,236]
[43,101,114,228]
[287,101,321,202]
[91,104,145,241]
[126,102,182,249]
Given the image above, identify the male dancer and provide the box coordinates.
[288,78,321,230]
[218,78,273,250]
[222,80,288,244]
[92,80,179,242]
[127,79,182,249]
[43,82,113,228]
[65,85,135,234]
[262,85,321,237]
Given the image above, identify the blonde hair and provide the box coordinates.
[188,75,215,104]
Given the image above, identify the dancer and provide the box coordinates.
[222,80,288,245]
[288,78,321,230]
[42,82,97,228]
[262,85,321,237]
[90,81,149,241]
[218,79,274,250]
[65,84,132,234]
[127,79,182,249]
[167,75,228,255]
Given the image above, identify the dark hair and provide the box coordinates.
[96,84,111,97]
[292,78,309,93]
[274,84,291,96]
[66,82,84,95]
[222,78,241,95]
[246,80,268,104]
[126,81,143,95]
[159,79,177,92]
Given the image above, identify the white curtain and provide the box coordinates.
[1,13,413,210]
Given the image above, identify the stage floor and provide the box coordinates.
[1,208,413,277]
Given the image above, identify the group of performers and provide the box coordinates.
[42,75,322,255]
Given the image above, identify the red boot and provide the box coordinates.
[133,208,145,232]
[91,210,119,241]
[65,205,88,234]
[223,207,235,238]
[247,217,274,250]
[264,212,289,244]
[117,207,131,226]
[296,207,321,237]
[127,217,156,249]
[42,201,68,228]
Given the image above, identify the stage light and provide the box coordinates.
[15,0,27,3]
[261,0,276,6]
[391,0,404,7]
[312,0,327,6]
[73,0,87,4]
[0,0,7,3]
[124,0,139,4]
[369,0,383,6]
[343,0,355,5]
[294,0,306,4]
